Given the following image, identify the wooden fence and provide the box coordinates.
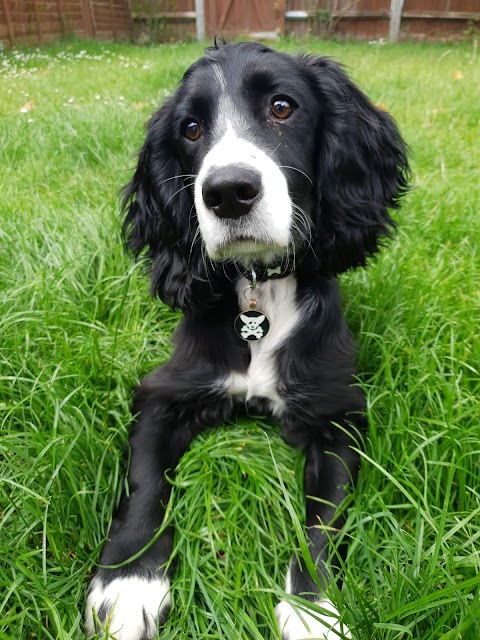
[1,0,478,48]
[0,0,133,47]
[286,0,480,40]
[127,0,480,43]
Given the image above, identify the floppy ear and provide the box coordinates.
[305,57,410,275]
[122,96,212,311]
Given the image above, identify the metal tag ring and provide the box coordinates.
[243,286,263,302]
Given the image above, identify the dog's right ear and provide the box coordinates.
[303,56,410,276]
[122,97,209,311]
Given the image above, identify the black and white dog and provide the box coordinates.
[85,41,409,639]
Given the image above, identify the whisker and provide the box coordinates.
[198,241,217,287]
[278,166,313,186]
[292,204,314,239]
[164,181,195,209]
[291,205,320,265]
[222,260,238,283]
[290,237,297,273]
[233,260,244,279]
[267,143,281,159]
[200,243,211,286]
[291,218,312,253]
[188,203,197,235]
[188,226,202,266]
[221,261,230,281]
[284,234,296,274]
[157,174,198,187]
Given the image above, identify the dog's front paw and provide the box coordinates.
[85,574,171,639]
[275,599,351,640]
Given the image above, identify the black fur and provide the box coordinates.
[89,41,409,638]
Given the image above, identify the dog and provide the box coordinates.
[85,41,409,639]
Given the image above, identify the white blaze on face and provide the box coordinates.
[194,118,293,260]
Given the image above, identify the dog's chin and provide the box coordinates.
[208,240,286,266]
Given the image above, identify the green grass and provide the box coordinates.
[1,38,479,639]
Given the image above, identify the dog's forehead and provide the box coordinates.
[180,45,310,137]
[183,45,305,102]
[210,45,286,82]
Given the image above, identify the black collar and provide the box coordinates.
[219,258,296,284]
[242,259,295,283]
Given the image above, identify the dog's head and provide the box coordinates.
[123,41,410,310]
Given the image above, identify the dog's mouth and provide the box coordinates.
[210,238,287,265]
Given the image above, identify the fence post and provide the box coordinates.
[195,0,205,40]
[2,0,15,46]
[108,0,117,39]
[80,0,96,38]
[276,0,286,37]
[33,1,43,42]
[56,0,64,38]
[389,0,404,42]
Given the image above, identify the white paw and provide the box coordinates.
[85,575,171,639]
[275,599,351,640]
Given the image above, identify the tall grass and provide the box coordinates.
[1,39,479,639]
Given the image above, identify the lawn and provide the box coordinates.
[0,37,479,640]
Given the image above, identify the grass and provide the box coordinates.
[0,37,479,639]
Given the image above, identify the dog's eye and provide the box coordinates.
[271,98,295,120]
[183,120,201,141]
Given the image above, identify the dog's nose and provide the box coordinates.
[202,165,262,219]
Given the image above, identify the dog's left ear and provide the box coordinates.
[121,97,212,311]
[305,56,411,275]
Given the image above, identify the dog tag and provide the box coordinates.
[235,270,270,341]
[234,308,270,341]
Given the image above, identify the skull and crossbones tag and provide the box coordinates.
[234,270,270,341]
[234,309,270,341]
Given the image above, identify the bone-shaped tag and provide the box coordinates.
[266,265,282,277]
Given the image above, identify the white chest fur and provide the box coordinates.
[227,275,300,416]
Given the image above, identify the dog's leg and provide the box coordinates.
[85,367,231,640]
[276,432,360,640]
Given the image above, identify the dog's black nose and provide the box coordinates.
[202,165,262,219]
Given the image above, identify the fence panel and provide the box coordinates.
[284,0,478,40]
[131,0,196,42]
[0,0,132,47]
